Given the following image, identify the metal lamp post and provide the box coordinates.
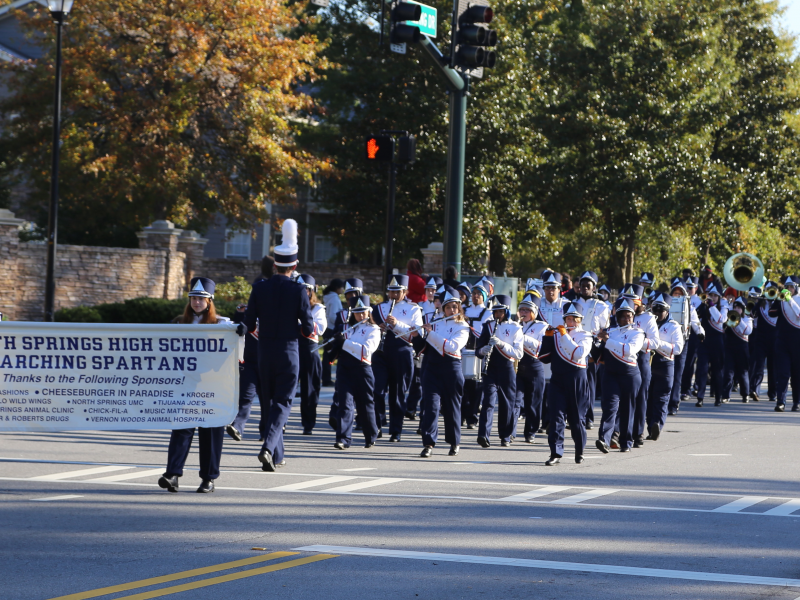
[43,0,74,321]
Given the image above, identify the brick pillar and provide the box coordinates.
[0,209,24,320]
[137,220,185,299]
[178,230,208,291]
[421,242,443,276]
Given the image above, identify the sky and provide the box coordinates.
[779,1,800,50]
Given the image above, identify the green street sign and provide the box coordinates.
[404,1,437,38]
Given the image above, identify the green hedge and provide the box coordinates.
[55,297,240,324]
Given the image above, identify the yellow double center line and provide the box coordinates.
[49,552,338,600]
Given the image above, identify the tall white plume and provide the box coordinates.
[281,218,298,252]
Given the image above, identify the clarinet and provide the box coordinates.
[378,299,396,352]
[481,318,498,375]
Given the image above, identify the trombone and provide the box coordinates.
[779,289,793,302]
[725,311,742,329]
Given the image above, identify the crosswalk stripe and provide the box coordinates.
[87,469,165,482]
[499,486,571,502]
[762,499,800,516]
[30,466,133,481]
[322,478,404,493]
[712,497,769,513]
[551,489,619,504]
[268,476,357,492]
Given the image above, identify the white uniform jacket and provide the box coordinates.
[575,297,611,336]
[305,304,327,343]
[342,323,381,364]
[690,305,704,335]
[540,297,567,328]
[420,300,437,321]
[634,312,661,353]
[780,296,800,329]
[377,300,423,344]
[479,320,524,361]
[730,314,754,341]
[706,300,730,334]
[654,320,684,360]
[553,326,593,368]
[521,320,548,359]
[759,303,777,327]
[425,318,470,358]
[604,325,645,366]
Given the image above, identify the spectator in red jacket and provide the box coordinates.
[406,258,426,303]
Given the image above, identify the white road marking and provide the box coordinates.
[86,468,165,482]
[763,499,800,516]
[552,488,619,504]
[323,478,404,493]
[268,476,357,491]
[688,454,731,456]
[29,466,133,481]
[294,545,800,587]
[32,495,83,502]
[712,497,770,513]
[339,468,377,472]
[499,486,571,502]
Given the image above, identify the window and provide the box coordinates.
[314,236,338,263]
[225,230,251,258]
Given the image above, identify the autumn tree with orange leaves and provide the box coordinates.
[0,0,328,247]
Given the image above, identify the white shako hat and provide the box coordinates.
[274,219,299,267]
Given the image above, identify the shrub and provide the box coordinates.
[215,276,252,303]
[54,306,103,323]
[54,296,240,323]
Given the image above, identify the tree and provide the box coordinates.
[0,0,328,247]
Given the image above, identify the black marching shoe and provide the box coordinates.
[524,434,534,444]
[334,441,347,450]
[714,399,722,407]
[742,396,749,403]
[667,408,676,416]
[575,455,584,464]
[448,445,459,456]
[585,421,594,430]
[477,436,490,448]
[545,455,561,466]
[648,423,660,441]
[466,423,476,430]
[416,428,422,435]
[158,474,179,493]
[695,399,703,407]
[633,436,645,448]
[420,446,433,458]
[196,480,214,493]
[364,442,375,449]
[610,433,620,450]
[276,461,286,468]
[258,449,277,472]
[226,425,242,441]
[620,447,631,453]
[595,439,609,454]
[500,440,510,447]
[792,405,800,412]
[680,393,689,401]
[302,429,313,435]
[377,431,383,439]
[390,434,401,443]
[750,392,759,402]
[404,411,416,420]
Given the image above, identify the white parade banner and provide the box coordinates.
[0,321,241,432]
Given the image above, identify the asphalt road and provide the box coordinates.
[2,386,800,600]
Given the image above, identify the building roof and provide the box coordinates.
[0,0,46,61]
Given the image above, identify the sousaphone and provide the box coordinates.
[723,252,765,293]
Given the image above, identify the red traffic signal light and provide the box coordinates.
[365,136,395,161]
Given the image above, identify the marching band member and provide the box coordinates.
[419,286,470,457]
[462,281,492,429]
[321,278,344,387]
[331,295,381,449]
[405,276,442,420]
[247,220,315,473]
[296,275,326,434]
[540,271,567,327]
[694,283,728,407]
[574,270,611,430]
[328,277,364,429]
[594,298,644,453]
[159,277,236,494]
[749,282,778,402]
[680,276,703,401]
[540,302,593,464]
[597,284,613,309]
[646,292,684,440]
[373,275,423,441]
[667,278,703,415]
[478,275,495,300]
[770,276,800,412]
[516,293,548,443]
[457,281,473,305]
[624,284,659,447]
[721,297,753,403]
[476,295,524,448]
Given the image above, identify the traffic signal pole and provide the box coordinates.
[418,36,467,277]
[384,158,397,289]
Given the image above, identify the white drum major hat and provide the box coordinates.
[274,219,299,267]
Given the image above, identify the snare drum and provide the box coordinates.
[461,349,482,380]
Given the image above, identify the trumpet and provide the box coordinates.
[725,311,742,328]
[699,292,708,302]
[644,286,654,297]
[745,300,756,316]
[779,289,793,302]
[765,287,779,301]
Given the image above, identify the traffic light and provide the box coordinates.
[365,135,395,161]
[397,135,416,164]
[390,1,423,45]
[452,0,497,76]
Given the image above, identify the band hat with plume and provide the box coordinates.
[562,301,583,319]
[651,292,671,309]
[639,272,655,285]
[579,270,598,284]
[274,219,299,267]
[747,286,762,297]
[188,277,215,299]
[706,283,724,296]
[387,274,409,291]
[542,271,561,287]
[683,276,699,288]
[425,276,443,289]
[349,295,372,313]
[438,285,461,306]
[519,293,541,314]
[670,277,687,293]
[598,283,611,295]
[621,284,644,300]
[490,294,512,310]
[296,274,316,290]
[344,278,364,294]
[615,297,637,315]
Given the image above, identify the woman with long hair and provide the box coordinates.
[159,277,231,494]
[406,258,426,303]
[419,286,470,457]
